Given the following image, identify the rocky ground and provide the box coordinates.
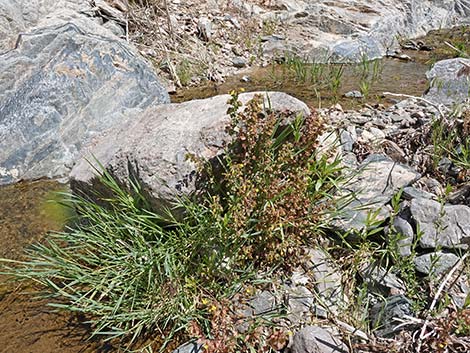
[124,0,470,88]
[1,1,470,353]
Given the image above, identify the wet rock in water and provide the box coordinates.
[289,325,349,353]
[0,18,169,185]
[370,295,413,338]
[344,90,363,99]
[70,92,310,212]
[414,252,460,276]
[334,154,420,232]
[331,36,383,62]
[424,58,470,106]
[410,198,470,249]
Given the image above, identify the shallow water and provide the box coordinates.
[0,181,105,353]
[171,57,430,110]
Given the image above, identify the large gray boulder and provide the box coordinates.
[334,154,420,232]
[259,0,470,62]
[424,58,470,106]
[410,197,470,249]
[70,92,310,210]
[0,18,169,185]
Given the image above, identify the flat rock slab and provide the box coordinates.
[70,92,310,211]
[414,252,460,276]
[307,248,346,317]
[424,58,470,106]
[290,325,349,353]
[334,154,420,232]
[410,197,470,249]
[0,20,169,185]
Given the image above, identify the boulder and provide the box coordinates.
[70,92,310,211]
[0,18,169,185]
[260,0,470,62]
[370,295,413,338]
[414,252,460,276]
[424,58,470,106]
[410,198,470,249]
[289,326,349,353]
[334,154,420,232]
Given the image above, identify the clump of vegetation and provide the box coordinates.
[278,53,346,99]
[1,92,343,351]
[430,104,470,183]
[219,91,340,267]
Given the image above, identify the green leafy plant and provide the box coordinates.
[359,78,371,99]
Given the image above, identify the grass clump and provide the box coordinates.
[430,105,470,183]
[1,92,343,351]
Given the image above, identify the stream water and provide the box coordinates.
[171,57,429,110]
[0,181,105,352]
[0,26,468,352]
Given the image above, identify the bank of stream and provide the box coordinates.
[0,26,468,352]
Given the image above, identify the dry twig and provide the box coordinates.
[416,253,469,352]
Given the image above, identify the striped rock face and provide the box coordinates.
[0,14,169,185]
